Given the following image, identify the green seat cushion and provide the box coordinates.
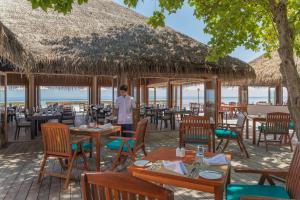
[289,121,294,129]
[227,184,290,200]
[72,143,92,153]
[214,128,238,139]
[106,139,135,152]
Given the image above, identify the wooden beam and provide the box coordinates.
[180,85,183,109]
[91,76,98,105]
[276,84,283,105]
[28,74,35,111]
[238,86,248,105]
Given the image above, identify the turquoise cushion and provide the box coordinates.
[290,121,294,129]
[72,143,92,153]
[214,128,238,139]
[227,184,290,200]
[106,139,135,152]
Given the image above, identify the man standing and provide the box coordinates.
[115,85,136,136]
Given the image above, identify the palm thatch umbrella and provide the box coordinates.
[249,51,300,86]
[0,0,254,82]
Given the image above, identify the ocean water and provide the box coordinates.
[3,86,282,109]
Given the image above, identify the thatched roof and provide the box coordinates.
[249,51,300,86]
[0,0,254,81]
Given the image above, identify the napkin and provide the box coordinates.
[162,161,188,175]
[101,123,112,129]
[203,154,229,165]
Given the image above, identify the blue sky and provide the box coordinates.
[113,0,265,62]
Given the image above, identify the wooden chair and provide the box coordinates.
[81,172,174,200]
[215,112,249,158]
[258,112,292,152]
[38,123,90,189]
[106,118,148,170]
[14,113,31,140]
[227,143,300,200]
[179,116,212,152]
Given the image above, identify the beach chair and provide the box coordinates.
[226,143,300,200]
[38,123,90,189]
[215,112,249,158]
[81,172,174,200]
[106,118,148,169]
[179,116,212,151]
[258,112,292,152]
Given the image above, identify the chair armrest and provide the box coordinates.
[234,167,289,177]
[110,136,136,141]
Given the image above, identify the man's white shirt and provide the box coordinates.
[115,95,136,124]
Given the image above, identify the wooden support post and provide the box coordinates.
[238,86,248,105]
[3,75,7,144]
[180,85,183,109]
[91,76,98,105]
[143,80,148,106]
[99,85,101,104]
[134,78,141,129]
[174,85,178,108]
[28,74,35,112]
[36,85,40,107]
[112,78,115,110]
[167,80,172,108]
[276,84,283,105]
[25,84,29,109]
[154,87,157,106]
[215,79,221,125]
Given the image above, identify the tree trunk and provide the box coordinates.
[269,0,300,140]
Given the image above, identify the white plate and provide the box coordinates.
[134,160,152,167]
[199,170,223,179]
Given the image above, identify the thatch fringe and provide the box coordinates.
[0,0,255,83]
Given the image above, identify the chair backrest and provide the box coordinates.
[81,172,174,200]
[286,143,300,199]
[265,112,290,134]
[133,118,148,150]
[180,116,212,147]
[41,123,71,157]
[236,113,246,127]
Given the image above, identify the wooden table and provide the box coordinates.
[128,147,231,200]
[30,113,62,139]
[70,125,121,171]
[247,115,266,144]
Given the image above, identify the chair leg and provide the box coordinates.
[38,155,48,183]
[64,152,77,190]
[17,127,21,139]
[264,133,268,152]
[142,145,147,156]
[81,149,90,171]
[221,140,229,153]
[257,131,262,146]
[287,134,293,152]
[14,127,18,140]
[239,140,250,158]
[216,139,224,151]
[59,158,67,170]
[112,152,122,170]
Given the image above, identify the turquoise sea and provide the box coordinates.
[3,86,288,110]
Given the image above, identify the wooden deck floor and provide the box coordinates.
[0,119,297,200]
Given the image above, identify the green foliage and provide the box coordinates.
[28,0,88,14]
[124,0,300,61]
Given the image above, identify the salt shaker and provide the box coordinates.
[180,148,185,157]
[176,147,181,157]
